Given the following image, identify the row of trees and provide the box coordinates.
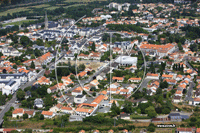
[107,24,149,33]
[0,25,19,36]
[172,63,184,72]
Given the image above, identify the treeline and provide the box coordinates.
[106,24,148,33]
[0,0,108,21]
[0,0,48,7]
[181,26,200,40]
[173,63,184,72]
[0,25,19,36]
[112,0,173,3]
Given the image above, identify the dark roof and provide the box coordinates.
[0,72,26,78]
[26,91,31,96]
[75,95,85,98]
[168,113,180,116]
[111,62,119,67]
[173,96,182,100]
[120,113,130,117]
[181,115,189,119]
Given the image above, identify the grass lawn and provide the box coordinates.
[2,20,35,26]
[45,6,60,10]
[0,0,106,17]
[0,7,30,16]
[29,4,50,9]
[63,4,87,9]
[130,114,151,119]
[64,0,106,2]
[180,15,200,19]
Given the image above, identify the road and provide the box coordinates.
[0,69,45,124]
[139,78,152,91]
[66,62,110,93]
[139,61,163,70]
[0,54,64,124]
[185,81,195,101]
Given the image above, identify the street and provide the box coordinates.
[185,81,195,101]
[0,55,62,124]
[139,78,152,91]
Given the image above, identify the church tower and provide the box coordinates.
[45,11,48,30]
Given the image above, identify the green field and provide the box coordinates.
[0,7,30,16]
[0,0,107,17]
[2,20,35,26]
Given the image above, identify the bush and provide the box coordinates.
[40,114,44,120]
[147,123,156,132]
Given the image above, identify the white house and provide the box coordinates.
[193,98,200,106]
[41,111,55,119]
[72,87,83,96]
[115,56,137,66]
[2,79,20,95]
[12,108,24,118]
[49,103,63,113]
[74,95,86,104]
[34,98,44,108]
[146,73,159,79]
[60,107,74,114]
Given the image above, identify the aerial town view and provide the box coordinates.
[0,0,200,132]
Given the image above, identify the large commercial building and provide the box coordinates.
[115,56,137,66]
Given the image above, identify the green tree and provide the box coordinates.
[147,123,156,132]
[23,129,32,133]
[13,65,17,69]
[145,106,157,118]
[91,42,96,51]
[162,108,170,114]
[30,61,35,69]
[122,100,134,113]
[21,100,28,107]
[20,36,32,47]
[36,38,44,46]
[16,90,25,101]
[111,102,120,116]
[23,113,28,120]
[40,114,44,120]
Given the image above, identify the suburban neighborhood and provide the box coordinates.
[0,0,200,132]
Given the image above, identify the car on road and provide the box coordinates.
[15,101,19,104]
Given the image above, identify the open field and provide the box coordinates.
[2,19,35,26]
[0,0,106,17]
[29,4,50,8]
[65,60,106,71]
[180,15,200,19]
[3,119,184,131]
[63,4,87,9]
[0,7,30,16]
[64,0,106,2]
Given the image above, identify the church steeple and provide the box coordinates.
[45,11,48,30]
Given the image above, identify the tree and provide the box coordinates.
[147,123,156,132]
[23,129,32,133]
[111,102,120,116]
[21,100,28,107]
[40,114,44,120]
[20,36,32,47]
[13,65,17,69]
[162,108,170,114]
[70,74,75,80]
[123,100,134,113]
[90,86,96,91]
[91,42,96,51]
[0,52,3,57]
[145,106,157,118]
[36,38,44,46]
[16,90,25,101]
[30,61,35,69]
[23,113,28,120]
